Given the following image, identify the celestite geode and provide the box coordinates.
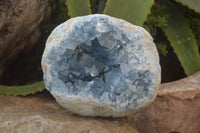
[41,14,161,117]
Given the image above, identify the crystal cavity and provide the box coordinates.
[41,14,161,117]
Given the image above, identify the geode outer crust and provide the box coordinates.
[42,14,161,117]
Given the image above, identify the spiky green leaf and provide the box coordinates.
[104,0,154,26]
[175,0,200,13]
[67,0,91,17]
[0,81,45,96]
[160,0,200,75]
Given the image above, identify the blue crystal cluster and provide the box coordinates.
[42,14,161,117]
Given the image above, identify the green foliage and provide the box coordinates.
[90,0,98,13]
[90,0,107,14]
[160,0,200,75]
[43,1,70,39]
[1,0,200,96]
[143,3,168,56]
[175,0,200,13]
[178,3,200,39]
[64,0,200,74]
[104,0,154,26]
[0,81,45,96]
[157,44,168,56]
[144,4,168,37]
[67,0,91,17]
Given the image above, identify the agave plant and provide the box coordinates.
[0,0,200,96]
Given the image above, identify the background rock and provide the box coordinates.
[130,72,200,133]
[0,92,139,133]
[0,72,200,133]
[0,0,56,77]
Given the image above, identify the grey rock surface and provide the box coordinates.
[0,72,199,133]
[42,14,161,117]
[130,71,200,133]
[0,92,139,133]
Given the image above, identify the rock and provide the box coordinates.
[130,72,200,133]
[0,72,199,133]
[0,92,139,133]
[41,14,161,117]
[0,0,55,77]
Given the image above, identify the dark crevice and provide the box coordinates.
[82,74,94,82]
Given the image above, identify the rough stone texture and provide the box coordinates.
[0,92,139,133]
[0,0,55,77]
[0,72,200,133]
[42,14,161,117]
[130,71,200,133]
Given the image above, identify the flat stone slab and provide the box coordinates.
[0,72,200,133]
[130,72,200,133]
[0,91,139,133]
[42,14,161,117]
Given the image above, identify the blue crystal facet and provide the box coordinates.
[42,14,161,117]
